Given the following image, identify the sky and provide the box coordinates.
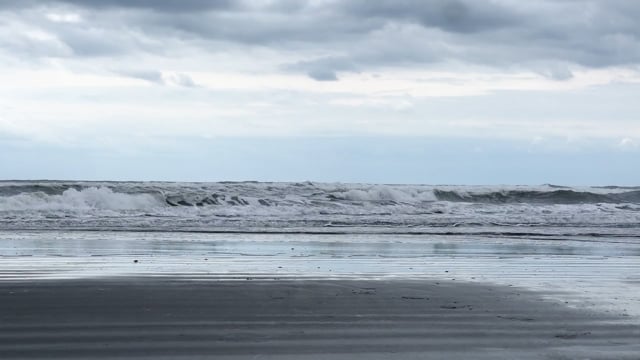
[0,0,639,185]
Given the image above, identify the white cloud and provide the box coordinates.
[618,137,639,150]
[46,12,82,23]
[330,97,414,110]
[1,64,640,147]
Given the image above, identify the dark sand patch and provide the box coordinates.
[0,278,638,359]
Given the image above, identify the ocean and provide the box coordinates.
[1,180,639,235]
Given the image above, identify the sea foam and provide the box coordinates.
[0,187,162,211]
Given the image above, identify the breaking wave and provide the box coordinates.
[433,189,640,204]
[0,187,162,211]
[0,182,639,212]
[1,181,639,232]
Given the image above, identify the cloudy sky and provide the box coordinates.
[0,0,639,184]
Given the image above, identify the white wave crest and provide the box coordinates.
[0,187,162,211]
[334,185,437,203]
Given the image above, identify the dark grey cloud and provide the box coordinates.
[59,0,237,11]
[286,56,358,81]
[0,0,238,12]
[1,0,639,81]
[306,69,338,81]
[342,0,519,34]
[57,28,137,56]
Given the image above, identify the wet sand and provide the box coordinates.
[1,231,639,359]
[1,278,639,359]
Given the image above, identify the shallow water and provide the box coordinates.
[1,230,639,320]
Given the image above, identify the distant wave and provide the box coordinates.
[1,181,639,211]
[1,181,639,232]
[433,189,640,204]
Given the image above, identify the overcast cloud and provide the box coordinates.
[2,1,640,76]
[0,0,638,183]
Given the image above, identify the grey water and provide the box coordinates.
[1,181,639,237]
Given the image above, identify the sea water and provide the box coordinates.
[1,181,639,235]
[1,181,639,316]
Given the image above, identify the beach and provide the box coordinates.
[1,230,639,359]
[1,278,638,359]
